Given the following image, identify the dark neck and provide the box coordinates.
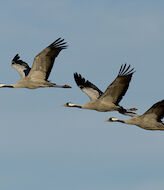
[0,85,14,88]
[71,105,82,108]
[117,119,125,123]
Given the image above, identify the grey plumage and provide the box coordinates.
[74,73,103,100]
[63,64,136,113]
[105,99,164,130]
[12,54,31,77]
[0,38,71,89]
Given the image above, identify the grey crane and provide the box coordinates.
[105,99,164,130]
[0,38,71,89]
[63,64,136,114]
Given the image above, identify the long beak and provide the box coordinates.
[104,120,109,122]
[62,104,68,107]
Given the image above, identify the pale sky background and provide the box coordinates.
[0,1,164,190]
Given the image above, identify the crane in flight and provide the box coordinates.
[0,38,71,89]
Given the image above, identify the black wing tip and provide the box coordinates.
[159,99,164,103]
[74,72,83,79]
[74,72,81,79]
[12,54,20,62]
[74,72,103,96]
[118,63,135,76]
[153,99,164,107]
[11,54,30,69]
[51,37,68,49]
[74,72,84,87]
[74,72,92,89]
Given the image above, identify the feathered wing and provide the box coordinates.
[99,64,135,104]
[12,54,31,78]
[28,38,67,81]
[74,73,103,100]
[142,100,164,122]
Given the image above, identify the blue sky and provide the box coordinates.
[0,1,164,190]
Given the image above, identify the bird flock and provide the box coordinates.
[1,38,164,131]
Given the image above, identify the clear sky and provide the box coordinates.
[0,1,164,190]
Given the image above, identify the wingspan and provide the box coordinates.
[74,73,103,100]
[12,54,31,78]
[99,64,135,104]
[28,38,67,81]
[143,100,164,122]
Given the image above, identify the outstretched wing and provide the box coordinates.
[28,38,67,81]
[99,64,135,105]
[142,100,164,122]
[12,54,31,78]
[74,73,103,101]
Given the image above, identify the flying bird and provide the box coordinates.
[105,99,164,130]
[63,64,136,114]
[0,38,71,89]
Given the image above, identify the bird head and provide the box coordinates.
[62,102,76,107]
[104,117,119,122]
[62,102,82,108]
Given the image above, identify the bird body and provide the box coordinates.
[105,99,164,130]
[12,78,55,89]
[0,38,71,89]
[63,64,136,114]
[66,100,120,112]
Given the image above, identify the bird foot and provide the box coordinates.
[63,85,72,88]
[127,108,137,111]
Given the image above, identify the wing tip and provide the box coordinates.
[50,37,68,49]
[74,72,84,87]
[12,54,20,63]
[118,63,135,76]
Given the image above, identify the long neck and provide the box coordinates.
[110,118,131,124]
[115,119,125,123]
[65,103,82,108]
[0,84,13,88]
[70,104,82,108]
